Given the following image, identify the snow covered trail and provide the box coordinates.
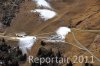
[15,27,71,54]
[32,0,51,8]
[31,9,57,21]
[17,36,36,54]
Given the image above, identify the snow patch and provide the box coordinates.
[56,27,71,39]
[31,9,57,20]
[44,27,71,43]
[33,0,51,8]
[44,34,65,42]
[32,0,57,21]
[17,36,36,54]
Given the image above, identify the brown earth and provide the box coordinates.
[1,0,100,66]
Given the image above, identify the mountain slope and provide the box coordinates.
[3,0,100,66]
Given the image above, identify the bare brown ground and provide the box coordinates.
[4,0,100,66]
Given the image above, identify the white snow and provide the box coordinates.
[17,36,36,54]
[56,27,71,39]
[32,0,57,21]
[45,40,65,43]
[31,9,57,20]
[44,34,65,42]
[33,0,51,8]
[44,27,71,43]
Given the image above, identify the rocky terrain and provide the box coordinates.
[0,0,100,66]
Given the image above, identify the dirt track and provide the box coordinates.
[1,0,100,66]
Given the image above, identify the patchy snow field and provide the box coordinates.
[17,36,36,54]
[32,0,57,21]
[56,27,71,39]
[44,27,71,42]
[31,9,57,20]
[33,0,51,8]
